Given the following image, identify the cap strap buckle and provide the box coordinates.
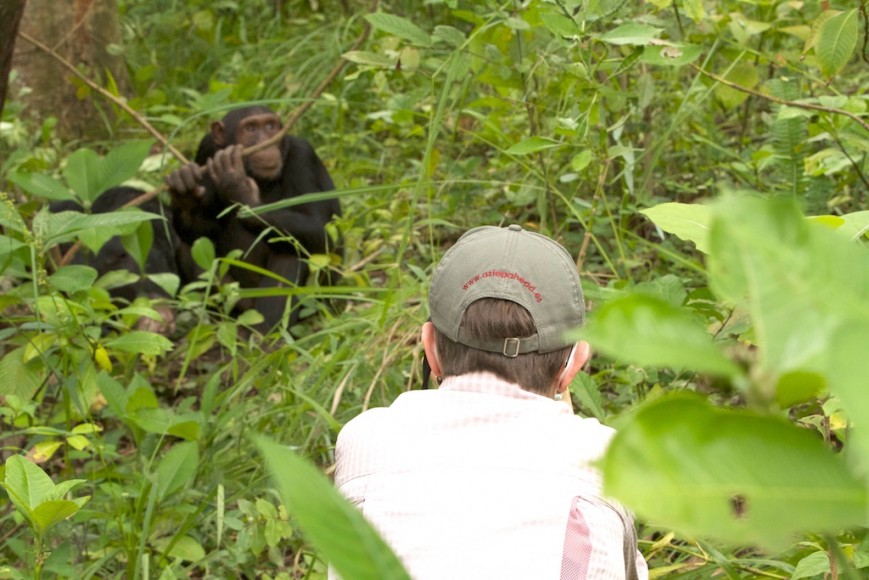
[502,337,521,358]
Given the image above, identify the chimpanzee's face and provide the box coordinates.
[234,113,283,180]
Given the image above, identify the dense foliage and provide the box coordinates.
[2,0,869,578]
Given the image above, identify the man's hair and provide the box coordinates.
[433,298,572,395]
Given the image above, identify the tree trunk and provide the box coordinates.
[12,0,130,141]
[0,0,27,121]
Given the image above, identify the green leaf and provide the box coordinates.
[63,148,102,203]
[104,331,174,356]
[715,62,760,109]
[98,141,153,192]
[190,236,216,271]
[571,150,593,172]
[154,441,199,501]
[707,196,869,459]
[48,265,98,294]
[46,209,162,248]
[32,498,89,535]
[121,219,153,274]
[641,44,703,66]
[792,551,831,579]
[146,273,180,297]
[603,395,868,550]
[7,171,74,201]
[836,210,869,240]
[153,535,206,562]
[342,50,397,68]
[256,436,411,580]
[432,25,466,47]
[365,12,432,47]
[640,202,712,253]
[599,23,663,45]
[3,455,54,513]
[0,234,27,256]
[0,348,44,402]
[506,137,561,155]
[572,293,741,378]
[539,12,578,37]
[814,10,858,79]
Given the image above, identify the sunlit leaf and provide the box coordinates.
[572,293,741,378]
[603,395,868,550]
[640,202,712,253]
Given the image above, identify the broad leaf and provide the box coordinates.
[572,293,741,378]
[708,196,869,460]
[153,535,206,562]
[599,23,663,45]
[506,137,561,155]
[0,348,44,402]
[45,209,162,247]
[603,395,868,550]
[4,455,54,513]
[814,10,858,79]
[121,219,153,273]
[343,50,396,68]
[154,441,199,501]
[98,141,154,193]
[641,44,703,66]
[104,331,174,356]
[432,25,466,47]
[715,62,759,109]
[365,12,431,47]
[63,148,102,203]
[256,436,411,580]
[640,202,712,253]
[7,171,74,201]
[48,265,98,294]
[32,498,89,535]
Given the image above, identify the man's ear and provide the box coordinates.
[421,321,442,379]
[211,121,227,146]
[556,341,591,392]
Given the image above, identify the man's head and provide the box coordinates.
[423,225,589,396]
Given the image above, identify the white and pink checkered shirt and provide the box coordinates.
[332,372,649,579]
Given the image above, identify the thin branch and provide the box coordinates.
[245,4,377,156]
[17,31,188,163]
[692,64,869,134]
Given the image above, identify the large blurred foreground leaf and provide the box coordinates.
[255,436,410,580]
[603,395,867,550]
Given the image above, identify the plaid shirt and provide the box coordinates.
[333,373,649,579]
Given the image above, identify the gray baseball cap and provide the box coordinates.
[428,224,585,356]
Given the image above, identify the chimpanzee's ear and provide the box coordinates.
[211,121,227,146]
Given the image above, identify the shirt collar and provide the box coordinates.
[438,371,556,403]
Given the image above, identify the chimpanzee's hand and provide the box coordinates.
[207,145,262,206]
[165,163,206,210]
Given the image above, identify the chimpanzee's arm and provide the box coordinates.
[167,163,225,245]
[237,137,340,255]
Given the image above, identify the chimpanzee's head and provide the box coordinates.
[211,106,284,181]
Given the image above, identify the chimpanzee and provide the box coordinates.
[166,105,341,332]
[51,186,180,334]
